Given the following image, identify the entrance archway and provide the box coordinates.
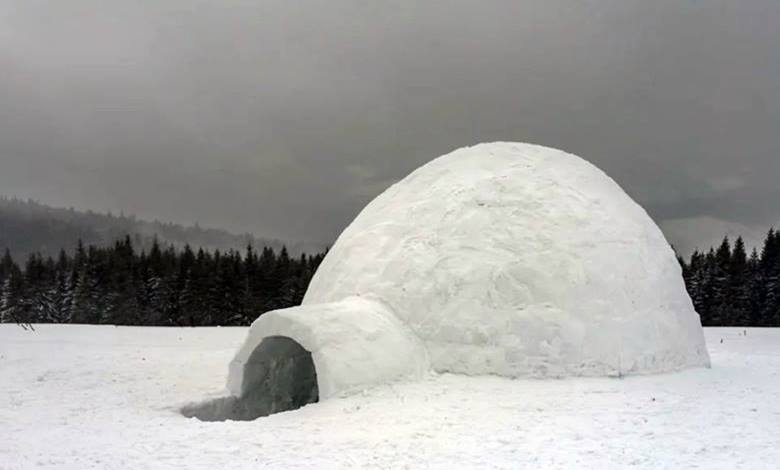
[182,336,318,421]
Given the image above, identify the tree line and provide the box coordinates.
[2,229,780,328]
[0,236,325,327]
[680,229,780,327]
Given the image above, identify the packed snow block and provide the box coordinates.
[228,297,429,400]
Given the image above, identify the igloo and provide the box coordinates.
[204,142,710,420]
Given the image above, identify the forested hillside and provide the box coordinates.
[0,197,323,261]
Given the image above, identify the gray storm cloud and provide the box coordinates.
[1,0,778,254]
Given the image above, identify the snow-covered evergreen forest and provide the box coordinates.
[0,237,325,327]
[680,230,780,327]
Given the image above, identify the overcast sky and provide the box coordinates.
[1,0,778,254]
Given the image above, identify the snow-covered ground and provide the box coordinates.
[1,325,778,469]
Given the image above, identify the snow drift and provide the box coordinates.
[220,142,710,418]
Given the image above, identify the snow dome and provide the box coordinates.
[216,142,710,420]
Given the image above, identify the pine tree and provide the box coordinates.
[684,250,708,318]
[70,267,100,324]
[256,246,278,313]
[0,248,18,285]
[224,252,247,325]
[761,229,780,326]
[710,238,732,326]
[1,274,25,326]
[728,237,750,326]
[270,247,292,311]
[244,245,263,321]
[695,248,717,326]
[746,248,763,326]
[144,273,171,326]
[48,268,73,323]
[178,272,201,326]
[21,254,48,323]
[0,278,10,323]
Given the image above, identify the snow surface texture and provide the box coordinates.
[0,325,776,470]
[231,142,709,401]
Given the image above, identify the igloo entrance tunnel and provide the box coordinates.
[189,142,710,420]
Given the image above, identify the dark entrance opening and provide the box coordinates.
[181,336,319,421]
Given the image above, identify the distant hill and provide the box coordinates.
[0,197,325,261]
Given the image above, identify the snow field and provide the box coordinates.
[1,325,777,469]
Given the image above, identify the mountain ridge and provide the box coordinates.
[0,196,325,261]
